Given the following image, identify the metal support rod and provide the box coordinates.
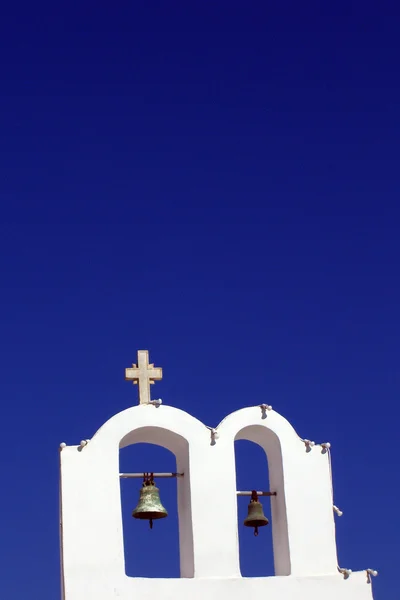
[119,472,184,478]
[236,491,276,496]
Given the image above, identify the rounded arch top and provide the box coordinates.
[88,404,208,453]
[217,406,303,449]
[85,404,305,454]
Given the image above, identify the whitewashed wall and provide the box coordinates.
[59,404,374,600]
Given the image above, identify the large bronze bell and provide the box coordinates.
[132,474,168,529]
[243,490,269,536]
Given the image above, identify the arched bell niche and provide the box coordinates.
[234,424,289,577]
[119,426,194,579]
[120,443,179,577]
[234,439,274,577]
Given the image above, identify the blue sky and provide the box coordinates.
[0,2,398,599]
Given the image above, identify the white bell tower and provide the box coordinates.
[59,350,377,600]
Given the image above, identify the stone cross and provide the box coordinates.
[125,350,163,405]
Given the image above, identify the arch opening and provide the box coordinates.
[119,426,194,579]
[235,424,290,577]
[120,443,180,578]
[235,439,274,577]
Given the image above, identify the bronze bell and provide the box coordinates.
[132,474,168,529]
[243,490,269,536]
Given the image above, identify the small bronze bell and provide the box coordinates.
[132,474,168,529]
[244,490,269,536]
